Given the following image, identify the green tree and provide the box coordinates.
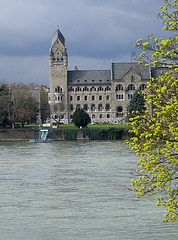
[127,90,146,121]
[127,0,178,223]
[72,108,91,128]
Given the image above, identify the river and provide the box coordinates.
[0,140,177,240]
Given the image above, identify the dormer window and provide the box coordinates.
[84,80,87,82]
[77,80,80,82]
[92,80,95,82]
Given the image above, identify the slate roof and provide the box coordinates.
[67,70,111,85]
[151,67,171,78]
[112,62,150,80]
[51,29,65,47]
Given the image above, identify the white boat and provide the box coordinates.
[29,129,54,143]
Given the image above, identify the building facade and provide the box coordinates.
[49,29,151,124]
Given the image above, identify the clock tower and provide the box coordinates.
[49,29,69,124]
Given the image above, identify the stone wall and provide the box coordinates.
[0,129,39,141]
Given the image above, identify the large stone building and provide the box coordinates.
[49,29,151,124]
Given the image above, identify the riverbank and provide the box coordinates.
[0,125,131,141]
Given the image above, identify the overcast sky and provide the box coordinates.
[0,0,169,86]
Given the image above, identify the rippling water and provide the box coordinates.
[0,141,177,240]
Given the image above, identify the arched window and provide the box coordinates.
[139,83,147,91]
[76,86,81,92]
[105,104,110,111]
[91,104,95,111]
[98,86,103,91]
[90,86,96,91]
[77,96,80,101]
[127,84,135,91]
[84,96,87,101]
[106,95,109,100]
[70,96,73,101]
[105,86,110,91]
[116,106,123,117]
[69,87,74,91]
[107,114,110,118]
[92,114,95,119]
[55,86,62,93]
[99,95,102,101]
[83,104,88,111]
[116,84,124,91]
[99,114,102,118]
[83,86,89,91]
[98,104,102,111]
[92,95,95,101]
[76,104,80,109]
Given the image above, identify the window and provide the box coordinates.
[98,86,103,91]
[83,86,89,91]
[127,84,135,91]
[70,96,73,101]
[116,106,123,118]
[92,95,95,101]
[116,94,123,100]
[107,114,110,118]
[92,114,95,119]
[119,94,123,99]
[105,104,110,111]
[116,84,124,91]
[117,106,123,112]
[76,87,81,92]
[69,87,74,91]
[91,104,95,111]
[76,104,80,109]
[106,95,109,100]
[105,86,110,91]
[98,104,102,111]
[128,94,133,100]
[83,104,88,111]
[77,96,80,101]
[99,114,102,118]
[90,86,95,91]
[84,96,87,101]
[55,86,62,93]
[139,84,147,91]
[99,95,102,101]
[70,104,73,111]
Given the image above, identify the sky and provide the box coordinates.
[0,0,169,87]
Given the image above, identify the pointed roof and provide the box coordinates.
[51,29,65,47]
[112,62,150,80]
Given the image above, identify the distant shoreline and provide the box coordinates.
[0,127,131,142]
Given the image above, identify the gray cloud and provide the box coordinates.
[0,0,168,86]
